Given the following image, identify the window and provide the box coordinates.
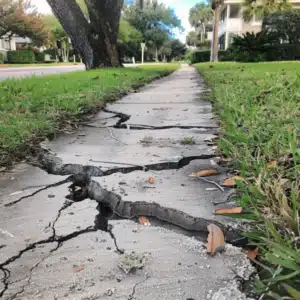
[229,5,240,18]
[221,7,227,22]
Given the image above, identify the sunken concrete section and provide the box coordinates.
[0,66,254,300]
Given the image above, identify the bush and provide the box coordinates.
[190,50,210,63]
[190,50,231,63]
[35,52,45,62]
[265,43,300,61]
[0,53,4,64]
[43,48,56,60]
[7,50,35,64]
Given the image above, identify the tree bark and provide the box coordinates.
[85,0,123,67]
[212,5,221,62]
[46,0,123,69]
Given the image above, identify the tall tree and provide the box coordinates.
[242,0,290,21]
[211,0,223,61]
[262,10,300,43]
[46,0,124,69]
[189,2,213,42]
[124,1,181,61]
[0,0,50,46]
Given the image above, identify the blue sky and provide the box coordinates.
[32,0,199,42]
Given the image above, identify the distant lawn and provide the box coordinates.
[196,62,300,298]
[0,64,179,165]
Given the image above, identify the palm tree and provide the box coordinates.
[189,3,214,42]
[242,0,290,21]
[211,0,223,61]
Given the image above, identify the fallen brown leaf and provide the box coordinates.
[148,177,154,184]
[247,248,259,260]
[215,207,243,215]
[206,224,225,256]
[189,169,218,177]
[72,264,85,273]
[222,176,245,187]
[139,216,151,226]
[267,160,277,169]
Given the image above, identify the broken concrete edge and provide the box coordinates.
[0,69,176,170]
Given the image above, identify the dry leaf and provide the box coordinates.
[247,248,259,260]
[72,264,85,273]
[148,177,154,184]
[222,176,245,187]
[267,161,277,169]
[206,224,225,256]
[215,207,243,215]
[139,216,151,226]
[189,169,218,178]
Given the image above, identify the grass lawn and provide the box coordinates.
[196,62,300,298]
[0,64,179,165]
[0,63,83,68]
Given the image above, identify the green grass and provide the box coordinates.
[0,64,179,165]
[196,62,300,298]
[180,137,196,145]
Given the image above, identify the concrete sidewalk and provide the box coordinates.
[0,66,254,300]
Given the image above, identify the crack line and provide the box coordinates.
[128,275,150,300]
[4,176,73,207]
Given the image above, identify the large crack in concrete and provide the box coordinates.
[99,107,219,131]
[35,151,217,177]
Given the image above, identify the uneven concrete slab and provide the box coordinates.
[46,127,217,170]
[104,69,217,129]
[3,221,254,300]
[0,184,68,264]
[94,159,233,225]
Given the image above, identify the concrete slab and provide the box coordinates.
[3,221,254,300]
[94,159,232,224]
[46,127,217,170]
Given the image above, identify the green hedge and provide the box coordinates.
[190,50,231,64]
[7,50,35,64]
[34,52,45,62]
[265,43,300,61]
[0,53,4,64]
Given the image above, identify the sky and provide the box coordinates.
[31,0,199,42]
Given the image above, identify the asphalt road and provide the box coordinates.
[0,65,85,81]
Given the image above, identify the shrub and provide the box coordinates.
[7,50,35,64]
[43,48,56,60]
[227,31,278,62]
[35,52,45,62]
[190,50,231,63]
[0,53,4,64]
[190,50,210,63]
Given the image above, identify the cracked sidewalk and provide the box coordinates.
[0,66,255,300]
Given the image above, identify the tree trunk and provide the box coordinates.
[212,5,221,62]
[46,0,123,69]
[85,0,123,67]
[155,46,158,62]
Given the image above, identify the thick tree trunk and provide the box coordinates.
[212,5,221,62]
[85,0,123,67]
[46,0,123,69]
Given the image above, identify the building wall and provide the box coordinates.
[218,0,300,49]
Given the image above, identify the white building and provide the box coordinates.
[218,0,300,49]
